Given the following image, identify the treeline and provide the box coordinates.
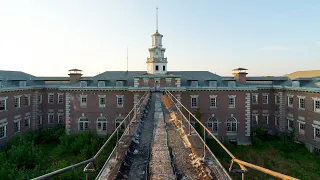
[0,126,114,180]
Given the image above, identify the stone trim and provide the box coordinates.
[245,93,251,137]
[298,116,305,121]
[65,92,71,134]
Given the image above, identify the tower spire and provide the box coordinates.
[156,6,158,32]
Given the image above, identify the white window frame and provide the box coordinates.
[262,114,269,124]
[275,95,280,104]
[98,81,105,87]
[57,113,63,124]
[298,96,305,110]
[297,120,306,135]
[228,95,236,108]
[58,93,64,104]
[14,119,21,133]
[115,117,125,130]
[14,95,21,108]
[287,95,294,108]
[287,118,294,131]
[38,114,43,126]
[0,97,8,111]
[24,94,31,106]
[312,98,320,113]
[207,117,218,132]
[312,123,320,140]
[48,113,54,124]
[252,114,259,125]
[48,93,54,104]
[262,94,268,104]
[38,94,42,104]
[99,95,106,108]
[80,95,87,107]
[190,95,198,108]
[24,116,31,128]
[209,95,217,108]
[252,94,258,104]
[96,117,107,132]
[226,117,237,133]
[116,95,124,108]
[79,117,89,131]
[0,118,8,139]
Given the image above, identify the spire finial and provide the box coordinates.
[156,6,158,32]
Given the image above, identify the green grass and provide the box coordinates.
[0,126,115,180]
[207,136,320,180]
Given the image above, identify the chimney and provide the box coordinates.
[232,68,248,85]
[68,69,83,84]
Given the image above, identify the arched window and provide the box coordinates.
[79,117,88,131]
[115,117,125,130]
[207,117,218,132]
[97,117,107,132]
[226,117,237,132]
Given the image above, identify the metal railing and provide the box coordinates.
[32,91,150,180]
[164,90,299,180]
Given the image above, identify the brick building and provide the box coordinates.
[0,27,319,155]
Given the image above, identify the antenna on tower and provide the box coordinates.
[126,46,128,72]
[156,6,158,32]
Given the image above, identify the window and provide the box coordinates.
[14,96,21,108]
[208,81,217,87]
[48,93,54,104]
[19,81,26,87]
[262,114,269,124]
[79,117,89,131]
[58,93,64,104]
[155,65,159,71]
[116,81,124,87]
[58,114,63,124]
[48,113,54,124]
[314,99,320,113]
[166,78,171,86]
[190,95,198,108]
[117,95,124,107]
[80,81,87,87]
[14,120,21,133]
[287,96,293,107]
[275,95,280,104]
[80,95,87,107]
[228,81,236,87]
[275,116,280,126]
[115,117,125,130]
[97,117,107,131]
[144,79,149,87]
[315,127,320,139]
[0,98,7,111]
[226,117,237,132]
[252,94,258,104]
[25,117,30,128]
[297,98,304,109]
[163,66,165,71]
[288,119,294,131]
[210,95,217,108]
[299,123,305,134]
[207,117,218,132]
[0,119,8,139]
[99,96,106,108]
[252,114,258,125]
[190,81,198,87]
[25,95,30,106]
[98,81,105,87]
[38,115,43,126]
[38,94,42,104]
[262,94,268,104]
[228,96,236,108]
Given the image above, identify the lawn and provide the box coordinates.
[207,131,320,180]
[0,126,115,180]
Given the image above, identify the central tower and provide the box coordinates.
[146,7,168,74]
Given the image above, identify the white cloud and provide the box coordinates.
[260,46,291,51]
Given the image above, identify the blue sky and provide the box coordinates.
[0,0,319,76]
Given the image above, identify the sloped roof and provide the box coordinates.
[285,70,320,79]
[0,70,35,80]
[246,76,289,81]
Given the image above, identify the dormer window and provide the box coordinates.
[292,81,300,87]
[190,81,198,87]
[116,81,124,87]
[98,81,105,87]
[208,81,217,87]
[19,81,26,87]
[80,81,87,87]
[228,81,236,87]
